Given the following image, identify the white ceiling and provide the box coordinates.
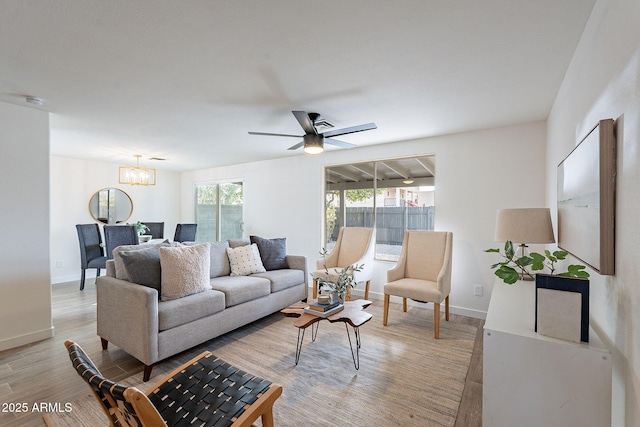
[0,1,595,172]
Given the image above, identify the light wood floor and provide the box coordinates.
[0,281,483,426]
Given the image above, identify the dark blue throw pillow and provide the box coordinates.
[249,235,287,271]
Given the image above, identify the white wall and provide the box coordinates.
[0,101,52,351]
[50,156,182,284]
[547,0,640,424]
[182,121,547,317]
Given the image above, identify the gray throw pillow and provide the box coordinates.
[119,246,163,292]
[250,235,288,271]
[228,238,251,248]
[209,241,231,278]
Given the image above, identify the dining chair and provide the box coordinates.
[311,227,376,300]
[174,223,197,242]
[103,225,139,259]
[142,221,164,239]
[383,230,453,339]
[65,340,282,427]
[75,224,107,291]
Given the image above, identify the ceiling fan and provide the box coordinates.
[249,110,377,154]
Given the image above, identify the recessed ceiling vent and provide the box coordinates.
[313,118,334,131]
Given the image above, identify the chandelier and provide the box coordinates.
[119,155,156,186]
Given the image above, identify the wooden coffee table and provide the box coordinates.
[281,299,373,369]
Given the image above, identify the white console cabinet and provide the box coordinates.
[483,280,611,426]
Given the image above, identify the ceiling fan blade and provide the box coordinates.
[287,141,305,150]
[321,122,377,138]
[325,138,357,149]
[292,110,317,135]
[248,131,302,138]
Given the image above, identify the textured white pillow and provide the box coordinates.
[159,243,211,301]
[226,243,266,276]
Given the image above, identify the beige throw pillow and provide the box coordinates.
[226,243,266,276]
[160,243,211,301]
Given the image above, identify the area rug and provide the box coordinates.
[44,301,477,427]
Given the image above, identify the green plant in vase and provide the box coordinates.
[312,248,364,302]
[127,221,150,235]
[485,240,590,284]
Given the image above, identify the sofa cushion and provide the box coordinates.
[160,243,211,301]
[250,269,305,293]
[119,246,163,291]
[210,276,270,307]
[157,289,225,331]
[113,241,170,280]
[226,243,266,276]
[228,238,250,248]
[250,235,288,271]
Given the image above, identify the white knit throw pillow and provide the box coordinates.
[226,243,266,276]
[159,243,211,301]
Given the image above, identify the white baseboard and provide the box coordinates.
[51,274,80,284]
[0,326,55,352]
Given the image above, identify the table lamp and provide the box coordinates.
[494,208,555,279]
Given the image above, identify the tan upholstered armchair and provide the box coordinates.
[383,231,453,338]
[312,227,376,300]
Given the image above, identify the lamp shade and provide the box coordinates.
[494,208,555,244]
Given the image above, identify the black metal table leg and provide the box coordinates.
[345,323,362,370]
[294,327,305,365]
[295,322,319,365]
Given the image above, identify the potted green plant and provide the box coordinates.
[127,221,150,236]
[312,248,364,303]
[485,240,590,284]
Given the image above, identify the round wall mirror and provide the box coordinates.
[88,188,133,224]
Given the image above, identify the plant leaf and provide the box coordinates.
[553,250,568,260]
[544,250,557,263]
[563,264,590,278]
[485,248,500,253]
[529,252,546,270]
[495,265,520,284]
[515,255,533,267]
[504,241,515,260]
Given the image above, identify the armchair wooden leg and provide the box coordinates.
[445,295,450,321]
[434,303,440,339]
[402,297,407,312]
[364,280,370,300]
[312,279,318,299]
[383,294,390,326]
[261,407,275,427]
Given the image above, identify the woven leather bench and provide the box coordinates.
[65,340,283,427]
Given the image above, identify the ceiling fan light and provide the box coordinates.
[303,140,324,154]
[304,144,324,154]
[403,178,415,184]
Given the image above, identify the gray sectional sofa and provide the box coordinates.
[96,237,307,380]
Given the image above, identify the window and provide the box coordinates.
[195,182,243,242]
[325,156,435,261]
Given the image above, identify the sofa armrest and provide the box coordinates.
[285,255,308,286]
[105,259,116,277]
[96,276,159,366]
